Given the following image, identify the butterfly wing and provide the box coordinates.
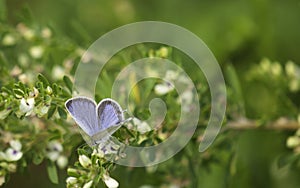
[65,97,99,137]
[96,98,124,136]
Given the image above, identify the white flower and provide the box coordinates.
[19,97,35,116]
[0,140,23,161]
[289,79,299,92]
[260,58,271,72]
[56,155,68,169]
[287,136,300,148]
[154,82,174,95]
[177,74,191,84]
[23,29,35,40]
[271,62,282,76]
[165,70,178,81]
[2,34,16,46]
[10,66,22,77]
[5,148,23,161]
[103,174,119,188]
[52,65,65,80]
[83,180,93,188]
[79,155,91,168]
[46,141,63,162]
[35,104,50,117]
[29,46,44,59]
[132,118,151,134]
[29,87,39,98]
[92,148,104,158]
[177,90,193,105]
[156,47,169,58]
[10,140,22,151]
[17,23,35,40]
[286,61,296,77]
[66,177,77,185]
[47,140,63,152]
[41,27,52,38]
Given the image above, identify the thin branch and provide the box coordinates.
[225,117,300,131]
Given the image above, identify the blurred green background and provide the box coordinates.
[2,0,300,187]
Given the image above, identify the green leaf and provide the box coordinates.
[1,86,12,94]
[36,82,44,94]
[52,83,61,94]
[33,153,44,165]
[13,89,24,98]
[47,105,56,119]
[47,161,59,184]
[225,64,245,116]
[277,153,299,168]
[58,106,67,119]
[38,74,50,87]
[63,75,73,93]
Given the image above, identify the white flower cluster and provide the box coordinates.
[66,174,119,188]
[127,117,151,134]
[154,70,177,95]
[45,140,68,169]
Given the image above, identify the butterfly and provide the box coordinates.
[65,96,128,147]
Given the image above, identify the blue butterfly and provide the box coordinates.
[65,96,127,146]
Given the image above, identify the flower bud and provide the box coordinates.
[29,46,44,59]
[83,180,93,188]
[79,155,92,168]
[67,168,80,177]
[57,155,68,169]
[287,136,300,148]
[66,177,77,185]
[103,174,119,188]
[46,86,53,95]
[2,34,16,46]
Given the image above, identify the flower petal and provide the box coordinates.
[103,175,119,188]
[9,140,22,151]
[83,180,93,188]
[5,148,23,161]
[79,155,91,168]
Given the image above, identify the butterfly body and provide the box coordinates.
[65,96,125,146]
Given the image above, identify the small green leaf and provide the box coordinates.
[63,75,73,93]
[225,64,245,116]
[52,83,61,94]
[17,81,26,92]
[38,74,50,87]
[58,106,67,119]
[67,168,80,177]
[47,161,59,184]
[33,153,44,165]
[1,86,12,94]
[47,105,56,119]
[36,82,44,94]
[13,89,24,98]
